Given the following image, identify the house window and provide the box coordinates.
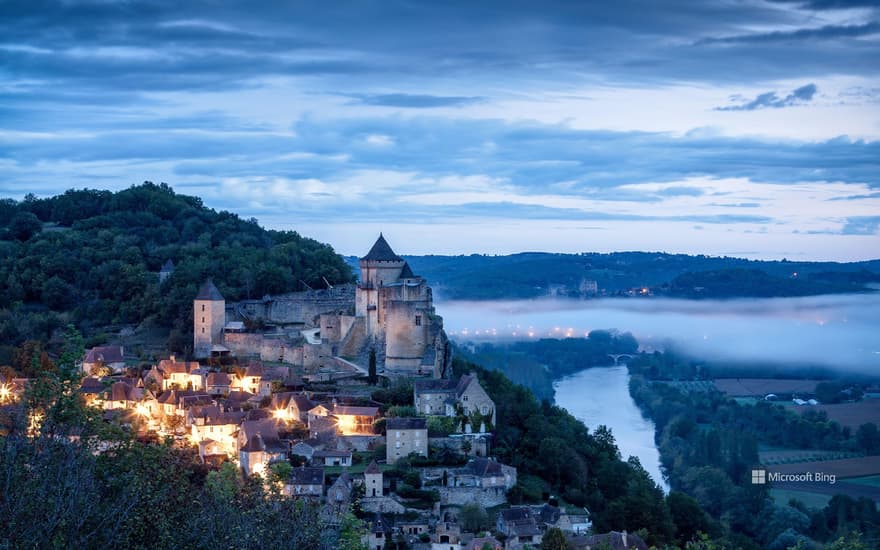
[415,315,421,326]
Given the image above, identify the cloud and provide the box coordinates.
[657,186,704,197]
[699,22,880,45]
[841,216,880,235]
[827,191,880,201]
[343,93,485,108]
[715,84,818,111]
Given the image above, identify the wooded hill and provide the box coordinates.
[0,183,354,354]
[365,252,880,300]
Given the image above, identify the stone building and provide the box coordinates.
[413,373,496,425]
[193,280,226,358]
[386,417,428,464]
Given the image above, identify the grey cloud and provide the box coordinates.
[827,192,880,201]
[698,22,880,45]
[715,84,818,111]
[343,93,485,108]
[841,216,880,235]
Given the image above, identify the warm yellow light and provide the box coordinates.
[252,461,266,477]
[273,409,290,421]
[0,384,10,402]
[336,415,356,435]
[135,403,150,417]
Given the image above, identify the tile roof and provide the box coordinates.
[414,378,458,393]
[398,262,416,279]
[361,234,403,262]
[386,417,427,430]
[242,434,265,452]
[84,346,124,364]
[364,460,381,474]
[289,466,325,486]
[333,405,379,417]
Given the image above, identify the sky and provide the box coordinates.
[1,0,879,261]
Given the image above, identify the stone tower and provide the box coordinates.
[356,233,406,337]
[194,279,225,358]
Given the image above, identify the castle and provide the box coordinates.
[194,234,450,378]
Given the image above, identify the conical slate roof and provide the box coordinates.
[398,262,415,279]
[195,279,224,301]
[361,233,403,262]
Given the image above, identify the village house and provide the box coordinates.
[82,345,125,375]
[189,405,246,457]
[239,418,288,475]
[386,417,428,464]
[312,449,352,467]
[497,507,543,550]
[569,530,648,550]
[205,372,234,396]
[156,390,213,422]
[432,521,463,549]
[104,380,145,411]
[364,460,383,497]
[285,466,325,497]
[332,404,379,435]
[291,440,319,462]
[466,537,503,550]
[269,392,315,423]
[447,457,517,490]
[367,513,393,550]
[324,472,354,523]
[413,373,496,425]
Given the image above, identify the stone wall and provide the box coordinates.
[438,486,507,508]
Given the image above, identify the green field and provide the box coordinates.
[771,489,832,510]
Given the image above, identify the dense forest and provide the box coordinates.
[381,252,880,300]
[0,183,354,359]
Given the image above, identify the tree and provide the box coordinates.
[541,527,571,550]
[460,503,490,532]
[337,512,369,550]
[8,211,42,241]
[368,348,378,385]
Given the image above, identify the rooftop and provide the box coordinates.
[195,279,224,301]
[360,233,403,263]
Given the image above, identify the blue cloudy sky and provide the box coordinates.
[1,0,879,260]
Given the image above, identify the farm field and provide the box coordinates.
[767,457,880,503]
[759,449,861,465]
[713,378,821,396]
[791,398,880,429]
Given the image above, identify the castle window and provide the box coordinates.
[201,304,205,312]
[202,328,205,334]
[202,317,205,323]
[415,315,421,326]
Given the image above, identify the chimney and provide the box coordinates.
[170,354,176,362]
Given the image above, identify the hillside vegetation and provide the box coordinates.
[0,183,354,356]
[384,252,880,300]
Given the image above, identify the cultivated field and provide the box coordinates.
[713,378,821,396]
[759,449,861,465]
[770,456,880,478]
[792,398,880,429]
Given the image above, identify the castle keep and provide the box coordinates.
[195,235,450,378]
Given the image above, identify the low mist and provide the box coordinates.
[438,293,880,375]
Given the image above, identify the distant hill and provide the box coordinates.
[0,183,354,350]
[345,252,880,300]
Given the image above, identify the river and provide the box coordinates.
[439,293,880,492]
[554,366,668,490]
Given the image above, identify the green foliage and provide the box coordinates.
[403,252,880,300]
[0,183,354,347]
[540,527,571,550]
[450,356,674,546]
[459,503,492,533]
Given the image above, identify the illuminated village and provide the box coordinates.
[0,235,600,550]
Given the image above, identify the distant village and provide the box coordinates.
[1,235,646,550]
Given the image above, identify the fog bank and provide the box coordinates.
[439,294,880,374]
